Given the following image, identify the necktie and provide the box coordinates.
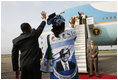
[65,63,69,71]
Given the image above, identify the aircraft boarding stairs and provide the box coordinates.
[74,17,92,73]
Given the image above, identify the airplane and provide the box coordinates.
[61,2,117,46]
[39,2,117,73]
[40,2,117,45]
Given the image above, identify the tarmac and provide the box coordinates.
[1,53,117,79]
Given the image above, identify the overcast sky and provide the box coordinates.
[1,1,116,54]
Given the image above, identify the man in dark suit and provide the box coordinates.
[78,11,82,24]
[87,40,101,78]
[12,11,46,79]
[56,48,75,71]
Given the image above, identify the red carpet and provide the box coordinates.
[79,73,117,79]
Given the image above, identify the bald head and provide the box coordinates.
[90,40,94,45]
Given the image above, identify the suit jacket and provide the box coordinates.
[56,61,75,71]
[87,45,99,60]
[12,21,46,71]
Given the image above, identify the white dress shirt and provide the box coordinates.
[61,60,70,71]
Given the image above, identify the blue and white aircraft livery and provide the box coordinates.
[39,1,117,75]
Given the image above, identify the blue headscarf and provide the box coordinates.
[47,13,65,26]
[53,15,65,26]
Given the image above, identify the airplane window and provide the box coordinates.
[106,17,108,20]
[102,17,104,20]
[110,16,112,19]
[114,16,116,19]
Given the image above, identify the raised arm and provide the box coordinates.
[69,17,76,28]
[69,17,77,41]
[35,11,46,37]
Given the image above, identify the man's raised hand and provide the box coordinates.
[41,11,46,19]
[69,17,76,28]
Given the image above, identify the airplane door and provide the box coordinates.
[86,17,94,29]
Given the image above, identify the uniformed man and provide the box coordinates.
[87,40,101,78]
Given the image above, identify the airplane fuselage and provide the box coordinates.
[61,2,117,45]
